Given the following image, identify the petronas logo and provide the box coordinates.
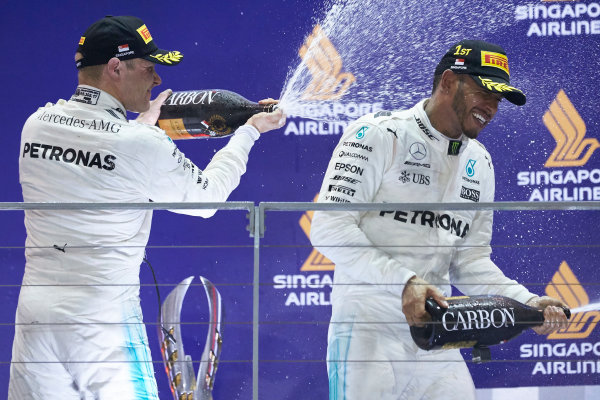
[298,194,335,271]
[299,25,356,101]
[544,90,599,167]
[545,261,599,339]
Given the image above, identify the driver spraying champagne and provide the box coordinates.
[310,39,568,400]
[10,15,284,399]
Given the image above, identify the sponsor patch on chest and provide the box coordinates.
[398,170,430,186]
[460,186,480,202]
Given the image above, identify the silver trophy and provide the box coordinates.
[159,276,223,400]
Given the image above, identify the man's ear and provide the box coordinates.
[440,69,457,94]
[106,57,121,79]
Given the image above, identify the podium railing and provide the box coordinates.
[1,201,599,399]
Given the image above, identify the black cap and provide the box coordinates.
[435,40,526,106]
[76,15,183,69]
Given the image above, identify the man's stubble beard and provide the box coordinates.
[451,79,479,140]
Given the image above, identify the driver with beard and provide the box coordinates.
[310,40,568,400]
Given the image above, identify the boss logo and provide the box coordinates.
[460,186,480,202]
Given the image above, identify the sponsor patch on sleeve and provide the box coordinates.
[460,186,480,202]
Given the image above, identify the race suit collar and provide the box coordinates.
[70,85,128,120]
[414,99,467,153]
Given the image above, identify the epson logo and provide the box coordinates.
[460,186,480,202]
[334,162,364,176]
[442,308,516,331]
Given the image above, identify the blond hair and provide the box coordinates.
[75,52,136,85]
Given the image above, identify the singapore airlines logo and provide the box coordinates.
[545,261,599,339]
[299,25,356,101]
[544,90,599,167]
[298,194,335,271]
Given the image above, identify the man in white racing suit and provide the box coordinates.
[310,40,568,400]
[9,16,285,399]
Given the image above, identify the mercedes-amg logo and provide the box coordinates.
[409,142,427,160]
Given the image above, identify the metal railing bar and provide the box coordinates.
[1,282,597,288]
[260,201,600,212]
[3,243,599,250]
[2,358,597,364]
[0,201,254,211]
[252,205,261,400]
[258,201,600,237]
[0,320,589,326]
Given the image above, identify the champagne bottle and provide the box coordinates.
[157,89,275,140]
[410,295,570,353]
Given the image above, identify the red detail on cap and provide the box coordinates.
[483,54,509,73]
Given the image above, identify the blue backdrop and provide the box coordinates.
[1,1,599,399]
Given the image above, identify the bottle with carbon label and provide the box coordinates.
[157,89,275,140]
[409,295,570,357]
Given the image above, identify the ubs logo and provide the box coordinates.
[544,90,599,167]
[399,171,430,186]
[409,142,427,160]
[299,25,356,100]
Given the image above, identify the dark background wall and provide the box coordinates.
[1,0,599,398]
